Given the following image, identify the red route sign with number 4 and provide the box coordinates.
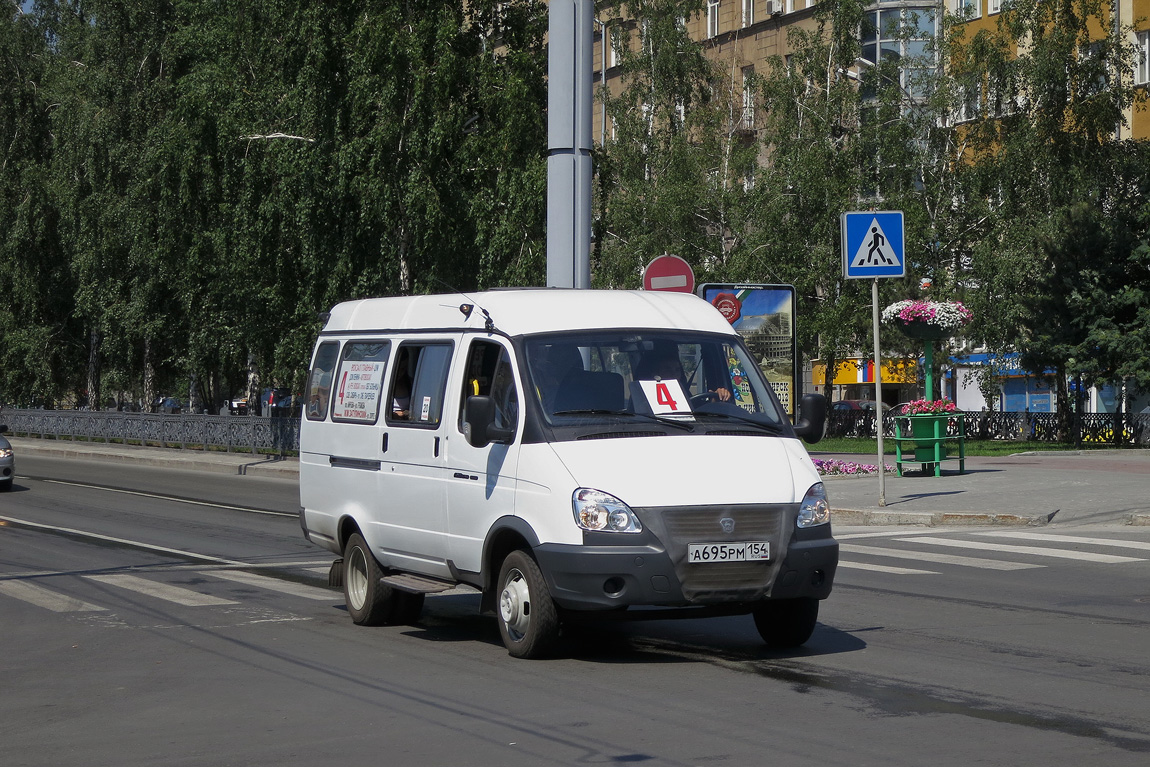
[642,254,695,293]
[637,379,691,415]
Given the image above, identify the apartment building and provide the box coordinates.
[590,0,1150,143]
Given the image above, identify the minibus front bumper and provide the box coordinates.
[532,523,837,612]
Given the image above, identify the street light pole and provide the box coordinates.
[546,0,594,289]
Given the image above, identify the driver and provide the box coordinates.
[635,342,731,402]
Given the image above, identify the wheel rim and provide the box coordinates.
[347,546,368,611]
[499,568,531,641]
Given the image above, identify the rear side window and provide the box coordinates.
[305,342,340,421]
[331,341,391,423]
[388,343,453,426]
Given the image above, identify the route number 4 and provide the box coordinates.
[638,379,692,416]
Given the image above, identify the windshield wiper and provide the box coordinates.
[691,410,786,434]
[551,409,695,431]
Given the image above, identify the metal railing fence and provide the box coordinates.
[4,408,1149,452]
[2,409,299,454]
[826,409,1150,446]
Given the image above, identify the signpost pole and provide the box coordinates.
[871,278,886,506]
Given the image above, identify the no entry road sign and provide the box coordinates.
[643,254,695,293]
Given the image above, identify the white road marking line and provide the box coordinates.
[974,531,1150,551]
[38,479,295,517]
[835,530,949,540]
[840,544,1043,571]
[202,570,334,600]
[0,515,248,565]
[84,574,237,606]
[836,561,939,575]
[898,537,1146,564]
[0,580,107,612]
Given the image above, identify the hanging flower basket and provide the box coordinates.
[882,300,973,341]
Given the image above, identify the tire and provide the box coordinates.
[343,533,395,626]
[496,549,560,659]
[389,591,425,625]
[752,597,819,648]
[0,480,11,492]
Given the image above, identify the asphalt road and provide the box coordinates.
[2,457,1149,766]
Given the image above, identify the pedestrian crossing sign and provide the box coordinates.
[841,211,905,279]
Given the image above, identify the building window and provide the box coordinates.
[708,0,720,38]
[989,0,1001,13]
[860,7,938,100]
[743,0,754,26]
[742,66,756,128]
[1137,31,1150,86]
[953,0,981,19]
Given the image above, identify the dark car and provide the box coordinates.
[832,399,890,412]
[0,423,13,491]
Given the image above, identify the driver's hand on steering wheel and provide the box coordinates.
[714,388,731,402]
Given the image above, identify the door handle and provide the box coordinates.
[382,432,388,453]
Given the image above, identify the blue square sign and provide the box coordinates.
[841,211,905,279]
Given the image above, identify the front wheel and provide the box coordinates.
[752,597,819,648]
[496,550,560,659]
[343,533,395,626]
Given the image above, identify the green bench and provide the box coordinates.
[892,413,966,477]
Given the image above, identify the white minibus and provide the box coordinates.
[299,289,836,658]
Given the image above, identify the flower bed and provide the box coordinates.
[813,458,895,477]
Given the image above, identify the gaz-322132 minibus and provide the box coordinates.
[299,289,836,658]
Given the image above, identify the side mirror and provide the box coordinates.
[792,393,827,445]
[463,396,513,448]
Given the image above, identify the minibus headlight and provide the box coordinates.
[797,483,831,528]
[572,489,642,533]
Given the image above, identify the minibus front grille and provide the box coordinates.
[634,504,795,603]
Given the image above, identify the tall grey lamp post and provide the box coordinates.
[546,0,594,289]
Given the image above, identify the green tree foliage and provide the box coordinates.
[0,0,546,410]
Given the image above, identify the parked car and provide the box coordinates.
[157,397,183,414]
[0,423,13,491]
[832,399,890,411]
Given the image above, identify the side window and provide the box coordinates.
[459,340,519,432]
[388,343,453,426]
[330,340,390,424]
[305,342,340,421]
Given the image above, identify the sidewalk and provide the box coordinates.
[10,436,1150,526]
[814,449,1150,527]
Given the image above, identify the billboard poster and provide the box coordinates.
[698,284,798,417]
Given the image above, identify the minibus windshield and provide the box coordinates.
[524,331,787,430]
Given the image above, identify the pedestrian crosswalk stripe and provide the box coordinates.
[83,574,238,606]
[897,537,1145,564]
[0,580,107,612]
[840,544,1043,571]
[836,561,939,575]
[203,570,333,600]
[974,531,1150,552]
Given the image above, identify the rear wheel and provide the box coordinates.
[752,597,819,648]
[496,550,560,659]
[343,533,395,626]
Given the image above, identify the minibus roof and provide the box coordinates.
[323,289,737,337]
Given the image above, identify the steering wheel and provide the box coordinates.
[690,391,720,406]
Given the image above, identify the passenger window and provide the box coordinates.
[459,341,519,432]
[330,341,390,423]
[388,343,453,426]
[306,342,340,421]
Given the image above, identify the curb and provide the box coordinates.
[832,508,1052,527]
[1129,513,1150,526]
